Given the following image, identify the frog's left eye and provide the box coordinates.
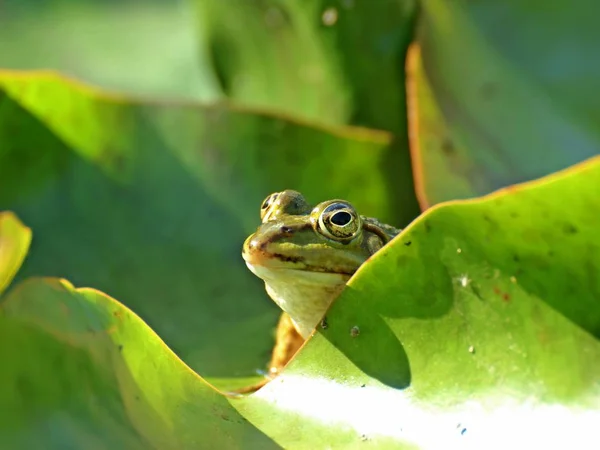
[260,193,279,221]
[317,202,361,241]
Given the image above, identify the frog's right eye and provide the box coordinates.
[260,193,279,221]
[315,201,361,242]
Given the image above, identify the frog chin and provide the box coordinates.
[245,261,350,339]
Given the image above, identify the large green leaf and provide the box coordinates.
[0,277,277,449]
[0,71,419,389]
[2,155,598,448]
[195,0,416,133]
[409,0,600,208]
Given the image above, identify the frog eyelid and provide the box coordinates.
[261,193,278,210]
[260,193,279,221]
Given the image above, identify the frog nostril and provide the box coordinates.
[280,226,293,234]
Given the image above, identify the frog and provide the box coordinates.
[241,190,401,385]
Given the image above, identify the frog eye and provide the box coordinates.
[316,202,361,241]
[260,193,279,221]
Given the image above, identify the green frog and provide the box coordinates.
[242,190,401,378]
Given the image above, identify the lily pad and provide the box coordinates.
[0,277,278,449]
[0,71,419,388]
[408,1,600,208]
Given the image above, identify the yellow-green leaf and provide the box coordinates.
[0,212,31,296]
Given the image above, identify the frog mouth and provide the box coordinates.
[242,250,355,276]
[244,260,350,287]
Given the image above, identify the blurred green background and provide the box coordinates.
[0,0,218,100]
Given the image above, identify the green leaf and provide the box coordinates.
[0,277,278,449]
[0,212,31,296]
[0,71,419,388]
[409,1,600,207]
[194,0,416,133]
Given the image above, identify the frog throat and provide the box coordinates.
[245,261,349,338]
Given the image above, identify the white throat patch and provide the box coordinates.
[246,262,349,338]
